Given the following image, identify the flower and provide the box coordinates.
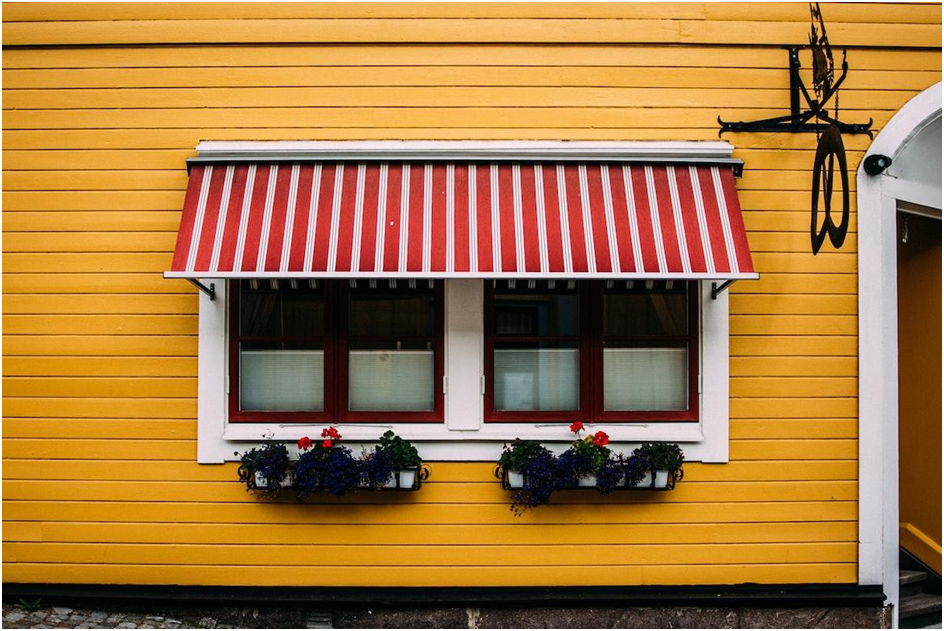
[297,436,313,451]
[592,431,610,447]
[322,439,334,449]
[321,426,341,440]
[569,421,584,434]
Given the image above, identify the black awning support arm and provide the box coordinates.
[188,279,216,301]
[711,280,736,300]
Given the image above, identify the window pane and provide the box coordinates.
[240,281,323,338]
[493,285,579,337]
[494,342,579,411]
[603,282,687,337]
[240,344,324,411]
[349,283,435,337]
[603,342,688,410]
[348,342,435,411]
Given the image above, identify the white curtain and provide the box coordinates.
[493,348,580,411]
[348,350,435,411]
[240,349,325,411]
[603,347,688,410]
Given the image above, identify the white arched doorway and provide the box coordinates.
[857,82,941,622]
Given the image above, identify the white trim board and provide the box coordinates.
[857,82,941,622]
[196,279,730,464]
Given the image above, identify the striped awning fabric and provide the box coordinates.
[167,162,756,279]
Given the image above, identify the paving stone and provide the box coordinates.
[53,608,74,616]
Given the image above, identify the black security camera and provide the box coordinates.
[863,154,892,176]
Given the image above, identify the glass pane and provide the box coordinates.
[348,345,435,411]
[603,342,688,411]
[240,345,324,411]
[603,282,687,337]
[493,342,579,411]
[349,283,435,337]
[493,285,579,337]
[239,281,323,338]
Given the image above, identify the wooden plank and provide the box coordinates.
[730,377,857,397]
[730,398,856,419]
[2,274,190,294]
[730,337,857,356]
[0,479,857,504]
[2,419,197,440]
[2,336,196,356]
[2,356,196,377]
[730,357,856,378]
[3,397,196,419]
[2,541,857,567]
[2,44,940,71]
[3,66,939,91]
[1,520,858,546]
[2,315,198,335]
[2,376,197,397]
[731,439,857,460]
[4,3,940,24]
[2,499,857,525]
[730,316,857,336]
[4,233,177,253]
[730,296,858,316]
[3,295,196,315]
[0,86,917,111]
[3,211,183,232]
[730,419,857,440]
[0,562,858,587]
[3,17,939,48]
[3,253,173,274]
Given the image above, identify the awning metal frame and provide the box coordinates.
[188,279,216,300]
[710,279,737,300]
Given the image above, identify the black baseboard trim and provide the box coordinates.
[2,583,886,609]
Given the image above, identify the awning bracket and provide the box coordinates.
[188,279,216,301]
[711,280,736,300]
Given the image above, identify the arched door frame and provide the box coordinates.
[857,82,941,618]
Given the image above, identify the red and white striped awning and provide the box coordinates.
[168,162,755,279]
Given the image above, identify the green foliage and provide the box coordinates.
[379,430,422,469]
[498,439,553,472]
[236,442,291,492]
[637,442,684,471]
[569,436,610,472]
[18,598,43,612]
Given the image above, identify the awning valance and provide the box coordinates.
[167,161,755,280]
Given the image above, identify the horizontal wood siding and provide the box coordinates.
[3,2,941,588]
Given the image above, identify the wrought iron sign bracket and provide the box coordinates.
[718,47,873,138]
[188,279,216,301]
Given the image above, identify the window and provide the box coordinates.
[229,279,443,423]
[485,280,698,423]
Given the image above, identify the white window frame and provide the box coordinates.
[191,140,736,465]
[197,278,729,464]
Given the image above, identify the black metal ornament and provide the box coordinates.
[718,3,873,255]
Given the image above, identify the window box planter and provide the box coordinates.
[496,431,685,514]
[238,429,429,497]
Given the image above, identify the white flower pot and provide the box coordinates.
[631,472,654,488]
[577,474,597,488]
[385,474,399,489]
[507,471,525,489]
[398,469,416,489]
[654,470,671,488]
[255,471,291,489]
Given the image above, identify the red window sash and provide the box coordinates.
[228,280,444,424]
[484,280,699,423]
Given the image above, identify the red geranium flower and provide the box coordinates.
[321,426,341,440]
[569,421,584,434]
[297,436,313,451]
[322,439,333,449]
[592,431,610,447]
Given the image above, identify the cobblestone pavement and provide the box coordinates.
[1,603,310,629]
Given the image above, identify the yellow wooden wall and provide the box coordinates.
[3,3,941,587]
